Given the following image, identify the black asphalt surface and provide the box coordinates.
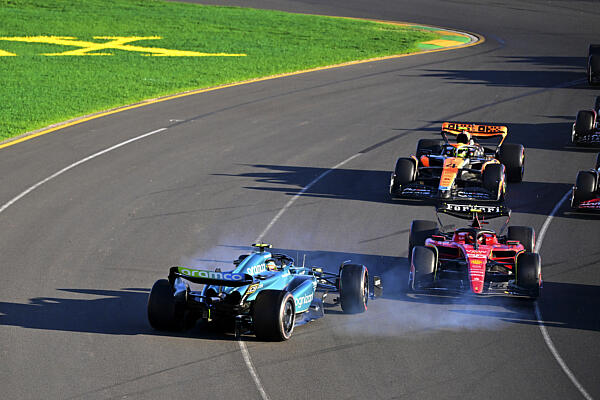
[1,1,599,399]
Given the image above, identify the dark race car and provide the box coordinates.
[407,202,541,298]
[571,152,600,210]
[390,122,524,202]
[147,243,381,341]
[571,96,600,146]
[588,44,600,86]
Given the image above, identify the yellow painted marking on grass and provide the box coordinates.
[0,49,16,56]
[0,36,246,57]
[422,39,465,47]
[0,21,482,150]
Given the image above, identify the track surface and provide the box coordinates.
[1,1,599,399]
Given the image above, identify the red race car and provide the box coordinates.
[408,202,541,298]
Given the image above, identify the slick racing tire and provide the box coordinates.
[507,226,535,253]
[482,163,505,201]
[147,279,184,331]
[409,220,438,263]
[390,157,416,195]
[571,170,597,208]
[516,252,541,298]
[410,246,437,291]
[589,55,600,85]
[339,264,368,314]
[254,290,295,341]
[574,110,595,137]
[496,143,524,183]
[416,139,444,157]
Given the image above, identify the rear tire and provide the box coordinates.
[339,264,368,314]
[571,170,597,208]
[507,226,535,253]
[516,252,541,298]
[497,143,524,183]
[254,290,295,341]
[408,220,438,263]
[390,158,416,195]
[410,246,437,290]
[482,163,505,201]
[147,279,184,331]
[574,110,595,137]
[416,139,444,157]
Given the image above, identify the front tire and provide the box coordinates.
[516,252,541,298]
[574,110,595,137]
[410,246,436,291]
[589,55,600,85]
[254,290,295,341]
[339,264,368,314]
[482,163,505,201]
[497,143,524,183]
[147,279,184,331]
[571,170,596,208]
[390,158,416,195]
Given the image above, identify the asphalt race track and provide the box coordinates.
[1,1,599,399]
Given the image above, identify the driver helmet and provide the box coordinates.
[265,259,277,271]
[456,145,469,159]
[456,131,471,144]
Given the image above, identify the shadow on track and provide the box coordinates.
[0,288,235,341]
[418,55,592,89]
[217,163,572,217]
[1,248,596,337]
[216,164,392,204]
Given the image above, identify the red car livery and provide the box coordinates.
[408,203,541,298]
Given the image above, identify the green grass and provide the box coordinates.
[0,0,438,140]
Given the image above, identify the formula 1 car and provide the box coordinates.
[588,44,600,85]
[571,152,600,210]
[571,96,600,146]
[390,122,525,202]
[407,202,541,298]
[147,243,380,341]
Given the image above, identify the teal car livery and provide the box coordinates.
[147,243,380,341]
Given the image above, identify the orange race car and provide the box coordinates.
[389,122,524,202]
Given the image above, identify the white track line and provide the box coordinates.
[255,153,362,242]
[0,128,167,215]
[534,189,593,400]
[237,152,363,400]
[1,128,589,400]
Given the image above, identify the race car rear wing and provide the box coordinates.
[437,202,510,220]
[441,122,508,147]
[169,266,254,287]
